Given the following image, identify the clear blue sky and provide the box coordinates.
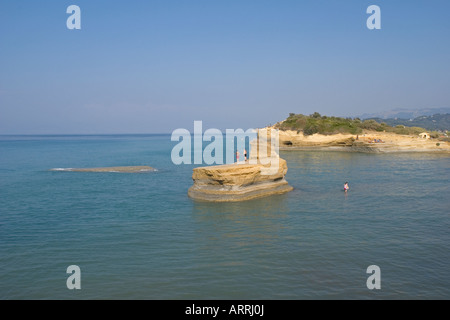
[1,0,449,134]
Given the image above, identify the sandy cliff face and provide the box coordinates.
[188,158,293,202]
[278,130,355,147]
[277,130,450,153]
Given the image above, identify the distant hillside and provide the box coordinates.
[366,114,450,132]
[274,112,436,137]
[359,107,450,120]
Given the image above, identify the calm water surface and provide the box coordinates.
[0,135,449,299]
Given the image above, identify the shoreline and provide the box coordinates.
[279,145,450,154]
[271,129,450,154]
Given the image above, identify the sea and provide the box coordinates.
[0,134,449,299]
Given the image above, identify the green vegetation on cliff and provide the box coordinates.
[275,112,440,137]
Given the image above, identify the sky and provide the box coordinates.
[1,0,449,134]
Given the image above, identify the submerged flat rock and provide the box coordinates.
[188,158,293,202]
[50,166,155,173]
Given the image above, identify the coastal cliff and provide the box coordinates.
[276,130,450,153]
[188,158,293,202]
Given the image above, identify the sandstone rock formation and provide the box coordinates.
[188,158,293,202]
[275,129,450,153]
[188,128,293,202]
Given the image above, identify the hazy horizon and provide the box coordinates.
[1,0,450,134]
[0,106,448,135]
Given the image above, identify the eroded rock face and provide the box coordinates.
[276,129,450,153]
[188,158,293,202]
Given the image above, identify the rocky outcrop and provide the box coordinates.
[188,158,293,202]
[276,129,450,153]
[349,141,381,153]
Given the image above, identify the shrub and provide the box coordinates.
[274,113,432,137]
[303,123,319,135]
[430,132,440,139]
[361,120,382,131]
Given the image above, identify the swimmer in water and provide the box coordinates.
[344,182,349,192]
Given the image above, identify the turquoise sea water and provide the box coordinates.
[0,134,449,299]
